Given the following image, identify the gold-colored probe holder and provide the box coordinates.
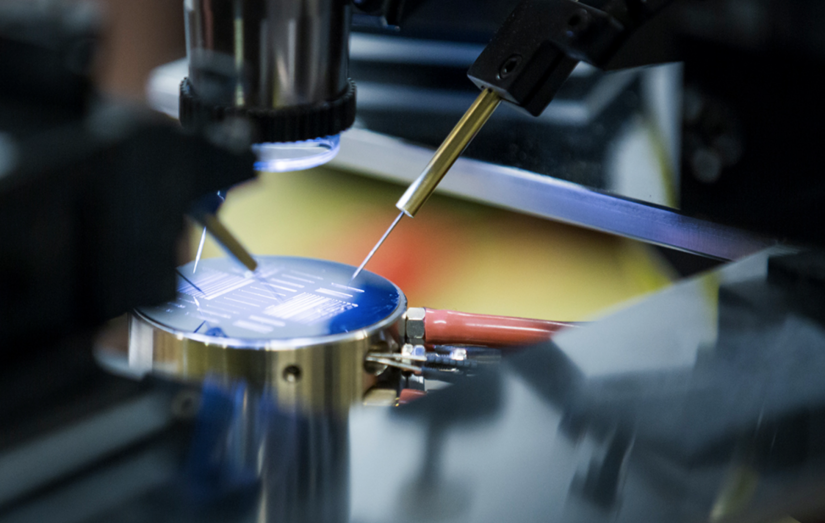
[396,88,502,217]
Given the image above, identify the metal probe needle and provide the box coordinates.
[199,214,259,272]
[193,226,208,273]
[176,269,205,295]
[350,89,500,281]
[350,210,405,281]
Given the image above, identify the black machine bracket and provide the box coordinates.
[468,0,674,116]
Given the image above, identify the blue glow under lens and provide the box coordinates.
[252,135,340,173]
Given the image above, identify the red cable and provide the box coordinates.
[424,308,576,348]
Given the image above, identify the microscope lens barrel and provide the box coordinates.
[185,0,350,110]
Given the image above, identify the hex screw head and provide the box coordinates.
[566,9,591,38]
[405,308,426,342]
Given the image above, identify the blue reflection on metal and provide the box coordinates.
[204,327,228,338]
[279,257,401,337]
[184,378,349,518]
[185,380,260,504]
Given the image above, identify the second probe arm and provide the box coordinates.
[353,0,675,277]
[397,0,675,218]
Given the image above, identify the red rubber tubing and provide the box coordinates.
[398,389,427,405]
[424,308,576,348]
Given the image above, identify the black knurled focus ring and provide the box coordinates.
[179,77,356,143]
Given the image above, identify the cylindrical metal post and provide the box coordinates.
[185,0,350,109]
[185,380,350,523]
[129,257,407,523]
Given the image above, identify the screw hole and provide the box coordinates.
[499,55,522,79]
[283,365,302,383]
[171,390,201,419]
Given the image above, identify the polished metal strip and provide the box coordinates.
[332,128,777,260]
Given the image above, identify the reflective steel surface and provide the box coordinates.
[20,250,825,522]
[350,248,825,523]
[123,257,406,523]
[184,380,349,523]
[335,128,776,260]
[185,0,350,109]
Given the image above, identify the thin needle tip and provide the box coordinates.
[176,269,205,296]
[193,226,208,273]
[351,211,405,281]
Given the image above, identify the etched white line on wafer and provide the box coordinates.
[282,274,315,283]
[263,293,356,324]
[224,297,260,307]
[290,271,324,280]
[331,283,365,293]
[316,288,353,299]
[240,290,287,300]
[271,279,304,288]
[265,285,297,293]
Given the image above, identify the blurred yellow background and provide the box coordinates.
[89,0,674,324]
[194,166,674,322]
